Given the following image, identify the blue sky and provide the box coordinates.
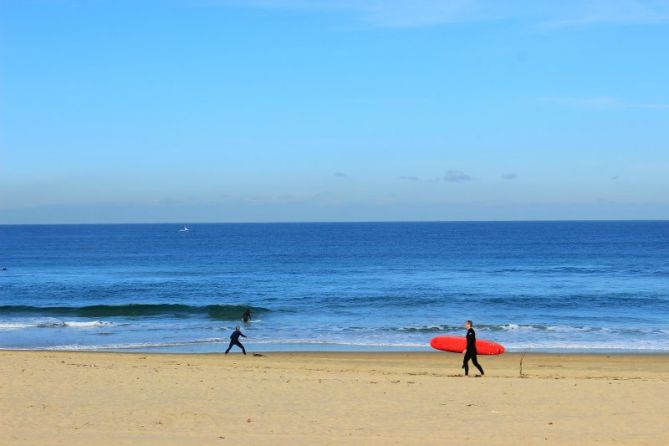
[1,0,668,223]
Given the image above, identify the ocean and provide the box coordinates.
[1,221,668,353]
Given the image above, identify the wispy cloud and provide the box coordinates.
[501,173,518,180]
[217,0,669,29]
[444,170,472,182]
[541,96,669,110]
[333,171,349,178]
[399,175,419,181]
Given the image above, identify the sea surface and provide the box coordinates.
[1,222,668,353]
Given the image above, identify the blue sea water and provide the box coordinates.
[0,222,668,353]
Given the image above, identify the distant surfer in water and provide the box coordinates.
[242,308,252,323]
[462,320,484,377]
[225,326,247,355]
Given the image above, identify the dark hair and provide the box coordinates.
[466,320,473,326]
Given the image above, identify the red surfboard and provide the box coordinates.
[430,336,505,355]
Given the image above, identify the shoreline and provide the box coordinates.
[4,347,669,355]
[3,350,668,445]
[3,345,669,355]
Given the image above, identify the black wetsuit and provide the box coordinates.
[242,310,252,323]
[462,327,484,376]
[225,329,247,355]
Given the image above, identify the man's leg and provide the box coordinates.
[471,354,484,375]
[462,351,471,376]
[225,341,234,354]
[237,341,246,355]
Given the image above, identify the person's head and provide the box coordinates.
[235,325,240,331]
[464,320,473,329]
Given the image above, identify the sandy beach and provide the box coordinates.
[2,351,668,445]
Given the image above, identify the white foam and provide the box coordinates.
[499,323,524,331]
[545,325,595,333]
[0,319,114,330]
[63,320,114,328]
[0,322,35,330]
[0,319,64,330]
[15,337,426,351]
[505,340,669,351]
[249,338,427,348]
[38,337,227,351]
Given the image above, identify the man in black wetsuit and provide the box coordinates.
[462,320,484,376]
[225,326,247,355]
[242,308,252,323]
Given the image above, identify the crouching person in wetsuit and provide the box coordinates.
[225,326,247,355]
[462,320,484,376]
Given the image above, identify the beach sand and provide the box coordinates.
[2,351,668,445]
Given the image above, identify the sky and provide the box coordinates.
[1,0,668,223]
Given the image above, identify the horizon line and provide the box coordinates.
[1,219,668,226]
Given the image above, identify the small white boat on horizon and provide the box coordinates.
[178,225,189,232]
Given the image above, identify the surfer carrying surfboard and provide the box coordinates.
[462,320,484,377]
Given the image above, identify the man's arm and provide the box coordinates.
[466,330,475,349]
